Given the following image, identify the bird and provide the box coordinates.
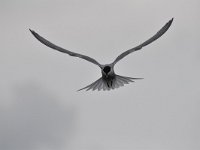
[29,18,173,91]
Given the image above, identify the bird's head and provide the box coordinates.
[101,64,114,78]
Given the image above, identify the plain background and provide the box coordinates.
[1,0,200,150]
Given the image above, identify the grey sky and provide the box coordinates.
[1,0,200,150]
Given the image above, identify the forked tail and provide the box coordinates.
[78,75,143,91]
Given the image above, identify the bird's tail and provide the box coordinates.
[112,75,143,90]
[77,77,104,91]
[78,75,143,91]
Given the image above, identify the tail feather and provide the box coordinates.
[111,80,115,89]
[102,81,106,91]
[78,75,143,91]
[93,79,102,91]
[86,79,98,91]
[88,78,101,91]
[115,77,125,87]
[98,80,103,91]
[114,79,120,88]
[117,76,129,84]
[117,75,134,83]
[102,80,108,91]
[78,78,101,91]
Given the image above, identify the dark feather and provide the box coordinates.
[29,29,101,67]
[113,18,173,65]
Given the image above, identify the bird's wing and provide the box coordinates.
[112,18,173,65]
[29,29,102,67]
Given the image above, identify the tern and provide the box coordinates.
[29,18,173,91]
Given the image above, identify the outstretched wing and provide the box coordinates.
[29,29,102,67]
[113,18,173,65]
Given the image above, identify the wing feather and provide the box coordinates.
[29,29,101,67]
[113,18,173,65]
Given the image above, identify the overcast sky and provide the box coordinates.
[1,0,200,150]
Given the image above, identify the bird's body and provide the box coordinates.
[29,18,173,91]
[102,64,114,79]
[81,64,142,91]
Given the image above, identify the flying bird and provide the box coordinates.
[29,18,173,91]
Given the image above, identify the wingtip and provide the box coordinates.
[29,29,35,34]
[169,18,174,24]
[165,18,174,28]
[77,89,82,92]
[29,29,38,37]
